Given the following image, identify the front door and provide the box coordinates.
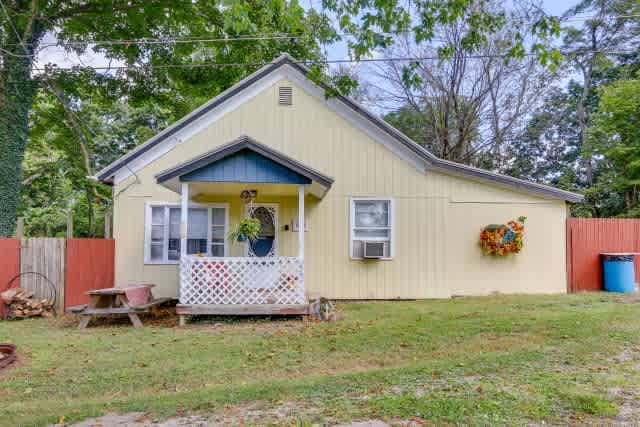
[246,204,278,257]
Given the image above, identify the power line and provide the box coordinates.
[28,32,444,52]
[562,13,640,22]
[2,2,637,76]
[28,49,639,73]
[3,13,638,51]
[38,33,313,49]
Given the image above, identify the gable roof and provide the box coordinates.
[156,135,333,188]
[95,53,583,203]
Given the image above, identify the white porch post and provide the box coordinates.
[298,184,305,259]
[180,182,189,257]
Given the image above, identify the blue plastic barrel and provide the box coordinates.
[602,253,637,293]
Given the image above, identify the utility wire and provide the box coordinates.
[3,13,639,51]
[26,49,639,73]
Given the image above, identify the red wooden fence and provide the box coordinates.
[567,218,640,292]
[0,239,20,317]
[64,239,115,309]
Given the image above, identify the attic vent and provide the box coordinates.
[278,86,293,106]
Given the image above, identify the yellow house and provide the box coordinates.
[96,53,582,319]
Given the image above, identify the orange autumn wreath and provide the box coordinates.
[479,216,526,256]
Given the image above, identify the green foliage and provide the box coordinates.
[228,217,262,243]
[503,86,582,182]
[384,106,428,144]
[588,79,640,214]
[504,0,640,217]
[383,99,481,162]
[2,0,331,236]
[324,0,559,60]
[0,25,42,236]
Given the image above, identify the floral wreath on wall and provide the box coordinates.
[479,216,526,256]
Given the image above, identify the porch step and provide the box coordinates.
[176,303,308,316]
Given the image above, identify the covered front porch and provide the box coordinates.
[154,136,333,320]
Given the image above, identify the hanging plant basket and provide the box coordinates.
[479,216,526,256]
[227,189,262,243]
[228,217,262,243]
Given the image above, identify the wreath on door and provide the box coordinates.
[479,216,526,256]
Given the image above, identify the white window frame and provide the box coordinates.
[350,197,395,260]
[144,201,229,264]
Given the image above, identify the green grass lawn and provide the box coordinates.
[2,293,640,426]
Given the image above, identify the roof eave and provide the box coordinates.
[429,160,584,203]
[97,52,581,203]
[95,55,294,183]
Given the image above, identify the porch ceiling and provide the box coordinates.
[189,182,304,199]
[155,135,333,198]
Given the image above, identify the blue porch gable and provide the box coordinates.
[155,135,333,197]
[180,148,311,184]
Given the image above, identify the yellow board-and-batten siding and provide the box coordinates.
[112,75,568,299]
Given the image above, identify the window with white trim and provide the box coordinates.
[350,198,393,259]
[146,204,228,263]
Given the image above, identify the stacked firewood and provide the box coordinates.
[1,288,55,319]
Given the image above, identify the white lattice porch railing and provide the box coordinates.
[179,256,306,305]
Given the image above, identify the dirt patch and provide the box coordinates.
[67,397,428,427]
[57,307,319,332]
[56,306,180,329]
[611,346,640,364]
[614,294,640,304]
[68,412,428,427]
[609,387,640,424]
[333,421,390,427]
[67,400,322,426]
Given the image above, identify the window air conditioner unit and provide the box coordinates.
[363,241,385,259]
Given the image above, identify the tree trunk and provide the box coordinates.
[576,25,598,186]
[0,0,43,237]
[86,186,95,237]
[0,51,39,236]
[577,63,594,185]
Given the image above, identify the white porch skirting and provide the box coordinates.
[179,255,306,305]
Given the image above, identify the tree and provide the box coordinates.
[562,0,640,184]
[497,0,640,217]
[371,1,551,166]
[21,77,171,236]
[1,0,331,237]
[323,0,560,61]
[587,79,640,215]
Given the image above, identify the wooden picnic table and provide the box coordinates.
[68,287,171,329]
